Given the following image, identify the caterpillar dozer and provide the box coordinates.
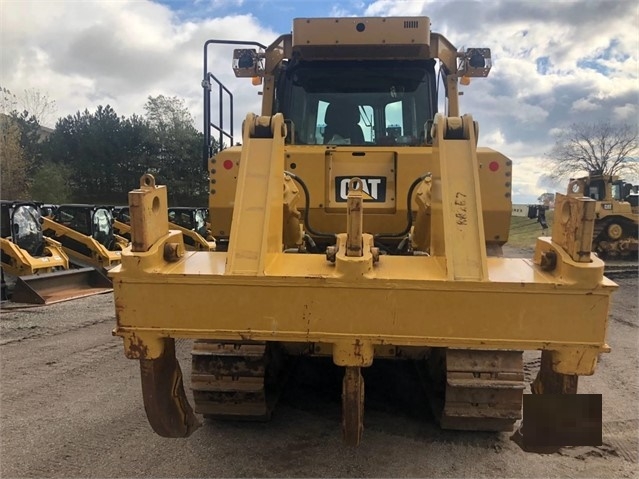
[114,206,215,251]
[112,16,615,445]
[1,201,112,304]
[567,172,638,257]
[43,204,124,270]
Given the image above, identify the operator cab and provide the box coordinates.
[54,205,116,250]
[168,207,209,238]
[40,204,58,218]
[0,201,45,256]
[276,59,437,146]
[112,206,131,224]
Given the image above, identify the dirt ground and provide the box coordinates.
[0,259,637,478]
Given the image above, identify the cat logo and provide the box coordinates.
[335,176,387,202]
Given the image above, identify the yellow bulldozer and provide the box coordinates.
[567,172,638,257]
[111,16,615,445]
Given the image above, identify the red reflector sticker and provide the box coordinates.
[489,161,500,172]
[223,159,234,170]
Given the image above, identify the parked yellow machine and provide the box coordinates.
[1,201,69,277]
[168,207,216,248]
[114,207,215,251]
[1,201,112,304]
[42,204,124,272]
[111,16,615,444]
[567,172,638,257]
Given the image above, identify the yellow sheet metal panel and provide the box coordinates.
[325,150,396,213]
[113,273,610,369]
[476,148,512,244]
[292,17,431,59]
[210,145,511,247]
[112,252,612,346]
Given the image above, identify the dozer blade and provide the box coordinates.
[11,267,113,305]
[140,339,201,437]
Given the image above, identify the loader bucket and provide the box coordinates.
[11,268,113,305]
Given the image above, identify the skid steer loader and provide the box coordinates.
[1,201,111,304]
[112,16,615,445]
[43,204,123,270]
[112,206,133,240]
[114,206,215,251]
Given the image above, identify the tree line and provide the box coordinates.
[1,86,637,206]
[1,89,213,206]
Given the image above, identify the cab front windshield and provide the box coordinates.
[193,210,207,237]
[278,59,437,146]
[169,209,207,237]
[92,208,114,248]
[12,205,44,256]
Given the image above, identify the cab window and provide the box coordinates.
[280,59,436,146]
[92,208,113,248]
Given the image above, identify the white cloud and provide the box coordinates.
[613,103,639,122]
[571,98,599,112]
[210,0,245,8]
[1,0,637,204]
[364,0,426,16]
[1,1,275,131]
[480,128,506,148]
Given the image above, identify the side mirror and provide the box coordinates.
[459,48,492,77]
[232,49,262,78]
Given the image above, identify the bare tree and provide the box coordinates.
[0,86,18,114]
[537,192,555,206]
[19,88,57,127]
[547,122,638,179]
[0,117,30,199]
[0,86,57,127]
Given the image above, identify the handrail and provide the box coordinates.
[202,39,267,169]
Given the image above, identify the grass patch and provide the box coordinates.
[507,210,554,248]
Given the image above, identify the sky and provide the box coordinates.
[2,0,638,204]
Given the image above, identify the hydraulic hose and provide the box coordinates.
[374,173,431,239]
[284,171,336,239]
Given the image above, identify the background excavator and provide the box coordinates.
[1,201,111,304]
[111,16,615,445]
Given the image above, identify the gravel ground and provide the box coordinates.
[0,268,637,478]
